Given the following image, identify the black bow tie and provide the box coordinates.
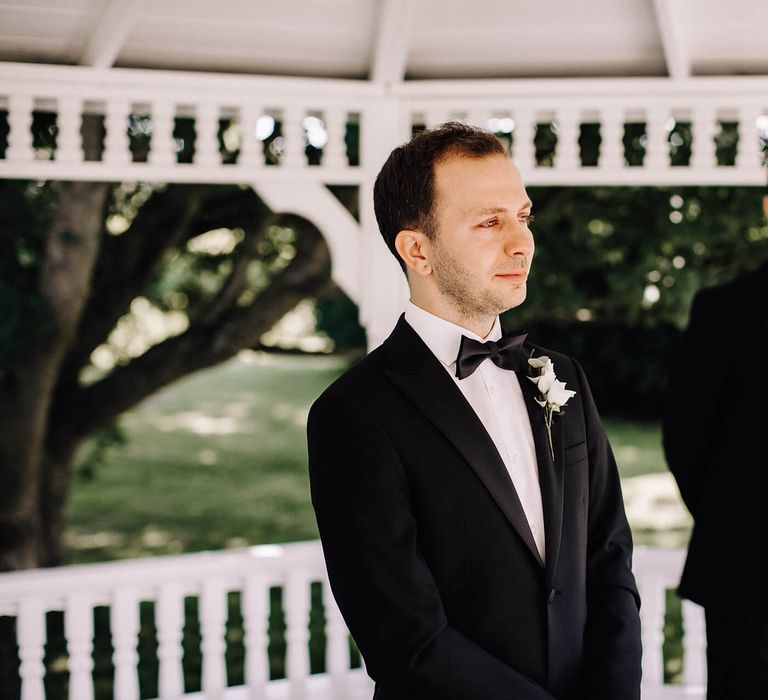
[455,329,528,380]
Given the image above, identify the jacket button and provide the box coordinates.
[548,589,558,604]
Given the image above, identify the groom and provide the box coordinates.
[307,123,641,699]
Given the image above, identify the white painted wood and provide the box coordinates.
[65,593,95,700]
[6,94,34,162]
[689,107,718,170]
[682,600,707,687]
[283,571,311,700]
[242,574,270,693]
[511,109,538,173]
[103,99,132,166]
[554,108,581,171]
[55,96,83,164]
[237,106,265,169]
[194,102,221,168]
[321,108,348,169]
[736,107,765,170]
[644,108,671,170]
[281,107,307,169]
[148,102,177,167]
[599,108,626,169]
[112,588,141,700]
[651,0,691,79]
[80,0,147,69]
[252,178,362,303]
[640,573,666,687]
[200,579,228,696]
[156,583,185,698]
[17,598,46,700]
[371,0,412,86]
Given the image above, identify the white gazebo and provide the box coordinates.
[1,0,766,697]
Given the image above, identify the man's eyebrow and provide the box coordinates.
[469,201,533,217]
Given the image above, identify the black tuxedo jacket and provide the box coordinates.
[662,261,768,606]
[308,316,641,700]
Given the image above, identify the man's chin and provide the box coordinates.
[504,286,527,310]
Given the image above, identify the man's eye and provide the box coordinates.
[520,214,535,225]
[479,218,499,228]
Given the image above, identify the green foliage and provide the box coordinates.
[511,185,768,330]
[315,293,367,349]
[75,422,127,481]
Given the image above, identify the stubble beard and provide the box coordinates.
[431,240,521,326]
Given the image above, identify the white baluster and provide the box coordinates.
[55,96,83,164]
[103,99,131,165]
[690,108,718,169]
[200,579,228,696]
[65,594,95,700]
[281,107,307,168]
[643,108,670,171]
[735,107,763,170]
[284,572,311,700]
[323,578,350,700]
[194,103,221,168]
[6,94,34,162]
[112,588,140,700]
[511,109,537,171]
[599,108,626,170]
[554,108,581,170]
[156,583,185,698]
[322,108,348,169]
[148,102,177,167]
[243,574,269,691]
[238,106,264,169]
[639,576,666,689]
[682,600,707,688]
[18,598,46,700]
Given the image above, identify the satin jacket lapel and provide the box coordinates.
[518,351,564,589]
[383,316,544,568]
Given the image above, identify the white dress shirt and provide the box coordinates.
[404,301,546,563]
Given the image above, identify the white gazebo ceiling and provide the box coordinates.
[0,0,766,82]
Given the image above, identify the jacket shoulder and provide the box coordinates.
[311,345,389,414]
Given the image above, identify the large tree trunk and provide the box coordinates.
[0,181,109,570]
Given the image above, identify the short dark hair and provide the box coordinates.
[373,122,505,271]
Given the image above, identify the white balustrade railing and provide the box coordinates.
[0,62,370,185]
[0,62,765,186]
[0,543,703,700]
[0,541,374,700]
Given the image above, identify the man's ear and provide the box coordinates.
[395,230,432,277]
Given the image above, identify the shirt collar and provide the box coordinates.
[404,301,502,369]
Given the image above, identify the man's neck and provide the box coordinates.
[408,298,496,339]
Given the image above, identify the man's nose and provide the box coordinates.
[504,223,534,256]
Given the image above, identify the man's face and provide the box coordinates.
[428,153,534,321]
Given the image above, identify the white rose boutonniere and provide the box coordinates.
[528,355,576,460]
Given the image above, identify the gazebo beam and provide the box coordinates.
[79,0,146,69]
[652,0,691,80]
[370,0,412,87]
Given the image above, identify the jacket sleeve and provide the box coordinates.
[307,388,558,700]
[572,359,642,700]
[661,289,725,516]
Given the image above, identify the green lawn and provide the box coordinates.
[68,352,683,564]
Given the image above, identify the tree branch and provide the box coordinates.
[49,222,331,444]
